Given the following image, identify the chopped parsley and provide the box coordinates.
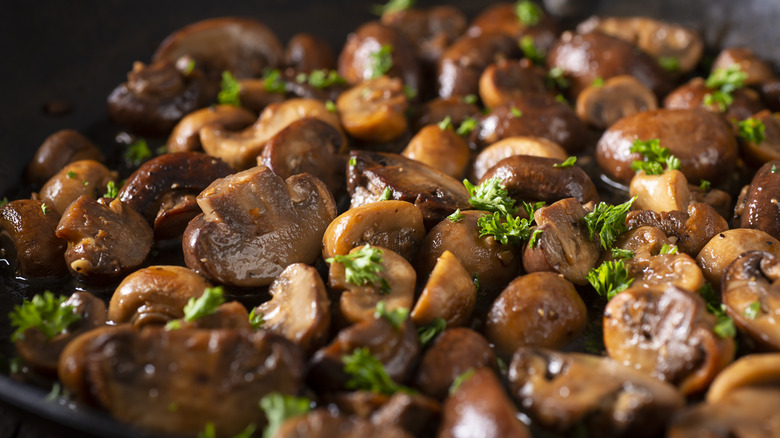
[591,77,604,88]
[658,56,680,73]
[371,0,414,16]
[9,291,81,341]
[259,393,311,438]
[438,116,453,131]
[249,308,265,329]
[40,203,50,215]
[516,0,543,26]
[772,164,778,173]
[587,260,634,300]
[306,69,346,89]
[462,94,478,104]
[342,348,414,395]
[183,59,196,76]
[368,44,394,79]
[699,179,711,191]
[448,208,464,222]
[510,107,523,118]
[699,283,736,339]
[349,157,357,166]
[262,69,286,94]
[325,244,390,293]
[379,186,393,201]
[374,301,409,329]
[125,138,152,166]
[463,177,517,216]
[546,67,569,90]
[0,197,8,208]
[417,317,446,347]
[703,64,747,112]
[528,228,543,248]
[456,117,478,136]
[166,286,225,330]
[744,301,762,320]
[477,211,534,246]
[553,156,577,168]
[449,368,475,395]
[403,84,417,100]
[611,248,634,260]
[659,243,678,255]
[472,274,481,293]
[736,117,766,144]
[630,138,680,175]
[66,170,77,179]
[522,201,546,219]
[218,71,242,106]
[582,197,636,250]
[520,35,545,65]
[197,423,216,438]
[103,181,119,199]
[325,100,337,113]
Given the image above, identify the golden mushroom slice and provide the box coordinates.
[401,123,470,179]
[470,136,568,182]
[38,160,117,215]
[629,169,691,213]
[478,58,549,109]
[696,228,780,290]
[706,353,780,403]
[575,75,657,129]
[411,250,476,328]
[336,76,408,142]
[254,263,331,354]
[322,200,426,262]
[167,105,256,153]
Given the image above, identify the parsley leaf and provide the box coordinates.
[528,228,543,248]
[582,197,636,250]
[464,177,517,216]
[699,179,711,191]
[9,291,81,341]
[374,301,409,329]
[0,197,8,208]
[611,248,634,260]
[658,56,680,72]
[448,208,464,222]
[516,0,543,26]
[477,211,534,246]
[462,94,478,104]
[103,181,119,199]
[249,308,265,329]
[417,317,446,347]
[553,156,577,168]
[263,69,286,94]
[125,138,152,166]
[403,84,417,100]
[349,156,357,166]
[325,100,337,112]
[699,283,736,339]
[704,65,747,112]
[40,203,50,215]
[659,243,678,255]
[744,301,761,320]
[519,35,545,65]
[218,71,242,106]
[369,44,394,79]
[736,117,766,144]
[325,244,389,292]
[306,69,346,89]
[449,368,475,395]
[166,286,225,329]
[587,260,634,300]
[522,201,545,219]
[371,0,414,16]
[259,393,311,438]
[197,423,216,438]
[456,117,478,136]
[772,164,778,173]
[546,67,569,90]
[630,138,680,175]
[342,348,414,395]
[591,77,604,88]
[379,186,393,201]
[510,107,523,118]
[66,170,77,179]
[438,116,453,131]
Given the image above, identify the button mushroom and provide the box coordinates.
[381,5,467,68]
[38,160,117,216]
[167,104,256,153]
[0,199,67,278]
[411,250,476,328]
[370,391,441,437]
[254,263,331,354]
[628,169,691,213]
[108,265,213,328]
[478,58,551,109]
[412,97,481,132]
[183,165,336,287]
[336,76,409,143]
[469,2,559,52]
[737,160,780,241]
[663,77,764,122]
[24,130,103,185]
[401,123,470,179]
[437,31,519,99]
[470,136,568,182]
[711,47,776,87]
[696,228,780,290]
[284,33,336,73]
[575,75,658,129]
[738,110,780,166]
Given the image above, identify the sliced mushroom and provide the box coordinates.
[199,98,342,170]
[629,169,691,213]
[576,75,658,129]
[507,348,685,437]
[437,31,519,99]
[440,367,531,438]
[738,110,780,166]
[738,160,780,241]
[471,136,568,182]
[56,196,153,281]
[275,409,412,438]
[38,160,117,216]
[108,265,213,328]
[254,263,330,354]
[610,226,671,263]
[284,33,335,73]
[485,272,587,357]
[480,155,599,205]
[370,391,441,437]
[330,245,415,326]
[322,200,425,262]
[58,326,304,437]
[626,250,706,293]
[479,58,550,109]
[596,108,738,185]
[337,76,408,143]
[604,284,735,395]
[381,6,467,67]
[523,198,601,285]
[259,117,346,195]
[696,228,780,290]
[347,151,470,230]
[413,328,496,401]
[411,250,475,328]
[234,77,287,114]
[401,124,470,179]
[722,251,780,350]
[0,199,67,278]
[412,97,481,132]
[413,210,521,294]
[183,165,336,287]
[167,105,256,153]
[707,353,780,403]
[25,130,103,185]
[711,47,776,86]
[663,77,764,122]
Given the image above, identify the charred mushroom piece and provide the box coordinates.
[118,152,234,240]
[739,110,780,166]
[411,250,476,328]
[738,160,780,241]
[471,136,568,182]
[479,59,551,109]
[0,199,67,278]
[507,348,685,437]
[412,97,481,132]
[604,284,735,395]
[259,117,346,195]
[254,263,331,354]
[108,265,213,328]
[576,75,658,129]
[276,409,411,438]
[711,47,776,86]
[523,198,601,285]
[370,391,441,437]
[183,165,336,287]
[663,77,764,122]
[38,160,117,216]
[25,130,103,185]
[381,6,467,67]
[413,328,496,401]
[284,33,335,73]
[722,251,780,350]
[440,367,531,438]
[480,155,599,205]
[59,326,304,438]
[400,124,470,179]
[629,169,691,213]
[596,108,738,185]
[322,200,425,262]
[696,228,780,290]
[337,76,408,143]
[167,105,256,153]
[486,272,587,357]
[347,151,470,230]
[56,196,153,281]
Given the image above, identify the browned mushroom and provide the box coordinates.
[663,77,764,122]
[0,199,67,278]
[478,59,551,109]
[626,249,706,293]
[370,391,441,437]
[738,110,780,166]
[58,325,304,437]
[412,97,481,132]
[254,263,330,354]
[469,2,558,53]
[629,169,691,213]
[575,75,658,129]
[595,108,738,185]
[470,136,568,182]
[284,33,335,73]
[167,105,256,153]
[183,165,336,287]
[711,47,776,86]
[411,250,476,328]
[25,130,103,185]
[437,31,519,99]
[401,123,470,179]
[37,160,117,216]
[696,228,780,290]
[337,76,409,143]
[761,79,780,112]
[56,196,153,281]
[485,272,587,357]
[275,409,412,438]
[108,265,213,328]
[738,160,780,241]
[706,353,780,403]
[381,5,467,67]
[232,77,287,114]
[170,301,251,331]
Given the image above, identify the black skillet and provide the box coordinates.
[0,1,778,437]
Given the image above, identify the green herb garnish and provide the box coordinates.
[417,318,446,347]
[249,308,265,329]
[218,71,242,106]
[546,67,569,90]
[197,423,216,438]
[103,181,119,199]
[0,197,8,208]
[703,65,747,112]
[516,0,543,26]
[438,116,453,131]
[369,44,394,79]
[9,291,81,341]
[528,228,543,248]
[744,301,762,320]
[510,107,523,118]
[611,248,634,260]
[630,138,680,175]
[553,156,577,168]
[699,283,736,339]
[166,286,225,330]
[462,94,478,104]
[736,117,766,144]
[477,211,534,246]
[591,77,604,88]
[259,393,311,438]
[325,100,337,113]
[349,157,357,166]
[587,260,634,300]
[699,180,711,191]
[456,117,478,136]
[325,244,389,292]
[463,177,517,216]
[342,348,414,395]
[449,368,475,395]
[371,0,414,16]
[66,170,77,179]
[772,164,778,173]
[448,208,464,222]
[263,69,286,94]
[582,197,636,250]
[307,69,346,89]
[658,56,680,72]
[403,84,417,100]
[40,203,50,215]
[659,243,679,255]
[522,201,545,219]
[520,35,545,65]
[472,274,480,293]
[125,138,152,166]
[379,186,393,201]
[374,301,409,329]
[232,424,257,438]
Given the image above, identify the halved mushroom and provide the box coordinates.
[627,251,706,293]
[183,165,336,287]
[56,196,153,281]
[478,58,550,109]
[259,117,346,195]
[721,251,780,350]
[322,200,426,262]
[58,326,304,438]
[707,353,780,403]
[336,76,408,143]
[412,97,481,132]
[381,5,467,67]
[440,367,531,438]
[275,409,412,438]
[330,245,415,326]
[507,348,685,437]
[171,301,251,331]
[108,265,213,328]
[696,228,780,290]
[738,110,780,166]
[523,198,601,285]
[437,31,519,99]
[254,263,330,354]
[469,2,559,52]
[470,136,568,182]
[284,33,335,73]
[480,155,599,205]
[38,160,117,216]
[485,272,587,357]
[199,98,342,170]
[25,130,103,185]
[153,17,283,81]
[413,210,521,294]
[738,160,780,241]
[231,77,287,114]
[167,105,256,153]
[711,47,776,86]
[629,169,691,213]
[347,151,470,230]
[604,284,735,395]
[576,75,657,129]
[0,199,67,278]
[400,124,470,179]
[663,77,764,122]
[411,250,475,328]
[370,391,441,437]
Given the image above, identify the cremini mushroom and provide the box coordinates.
[711,47,776,86]
[629,169,691,213]
[411,250,475,327]
[284,33,335,73]
[663,77,764,122]
[469,3,558,51]
[737,160,780,241]
[400,123,470,179]
[25,130,103,185]
[470,136,568,182]
[275,409,411,438]
[167,105,256,153]
[412,97,481,132]
[0,199,67,278]
[575,75,658,129]
[381,5,467,67]
[478,58,550,109]
[336,76,409,143]
[38,160,117,216]
[738,110,780,166]
[696,228,780,290]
